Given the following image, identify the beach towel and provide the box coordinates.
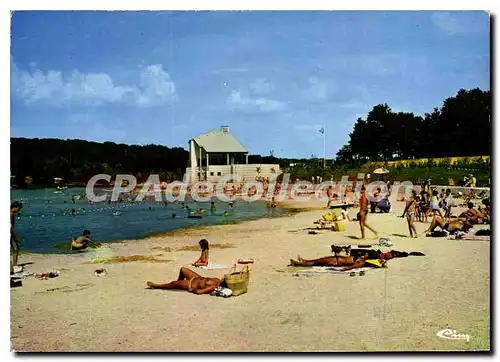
[293,266,378,276]
[10,271,34,279]
[195,263,233,270]
[447,235,490,242]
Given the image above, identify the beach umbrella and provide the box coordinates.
[373,168,390,175]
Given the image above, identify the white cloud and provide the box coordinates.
[431,12,462,35]
[306,76,329,101]
[11,61,177,107]
[431,11,488,35]
[227,90,286,113]
[249,78,274,95]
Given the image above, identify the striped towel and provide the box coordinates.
[293,266,376,276]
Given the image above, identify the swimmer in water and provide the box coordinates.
[172,213,177,218]
[210,201,216,213]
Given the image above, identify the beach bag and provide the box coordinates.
[322,213,336,222]
[333,221,345,232]
[224,265,250,296]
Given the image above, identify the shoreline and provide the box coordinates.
[11,199,490,351]
[20,201,305,256]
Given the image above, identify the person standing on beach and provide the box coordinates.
[10,201,22,273]
[401,190,418,238]
[429,190,443,217]
[358,187,378,239]
[326,186,334,208]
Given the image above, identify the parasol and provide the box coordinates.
[373,168,390,175]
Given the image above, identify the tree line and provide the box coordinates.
[335,88,491,167]
[11,138,189,187]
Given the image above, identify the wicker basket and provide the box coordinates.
[224,265,250,296]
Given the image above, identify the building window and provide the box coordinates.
[217,172,222,176]
[210,172,214,176]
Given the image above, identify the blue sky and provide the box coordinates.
[10,11,490,158]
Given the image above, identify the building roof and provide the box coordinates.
[192,129,248,153]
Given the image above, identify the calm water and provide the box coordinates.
[10,188,284,254]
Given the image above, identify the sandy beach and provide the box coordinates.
[10,200,490,352]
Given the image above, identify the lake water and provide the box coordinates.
[10,188,285,254]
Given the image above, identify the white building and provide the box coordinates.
[186,126,280,184]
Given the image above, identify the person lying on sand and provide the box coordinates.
[146,267,221,295]
[192,239,209,267]
[332,245,425,260]
[424,215,473,236]
[71,229,100,251]
[289,254,372,271]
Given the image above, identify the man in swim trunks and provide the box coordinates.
[146,267,221,295]
[10,201,23,273]
[459,202,485,224]
[326,186,334,208]
[401,190,418,238]
[358,186,378,239]
[289,253,370,271]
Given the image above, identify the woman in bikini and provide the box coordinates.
[401,190,418,238]
[289,253,369,271]
[146,267,222,295]
[424,215,473,235]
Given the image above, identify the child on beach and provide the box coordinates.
[192,239,210,267]
[71,229,100,251]
[340,205,351,221]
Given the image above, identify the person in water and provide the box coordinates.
[71,230,100,251]
[192,239,210,267]
[146,267,221,295]
[210,201,216,213]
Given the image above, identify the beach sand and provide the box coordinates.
[10,200,490,352]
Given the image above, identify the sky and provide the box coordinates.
[10,11,490,159]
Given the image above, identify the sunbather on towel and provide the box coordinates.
[146,267,222,295]
[289,254,370,271]
[424,215,473,235]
